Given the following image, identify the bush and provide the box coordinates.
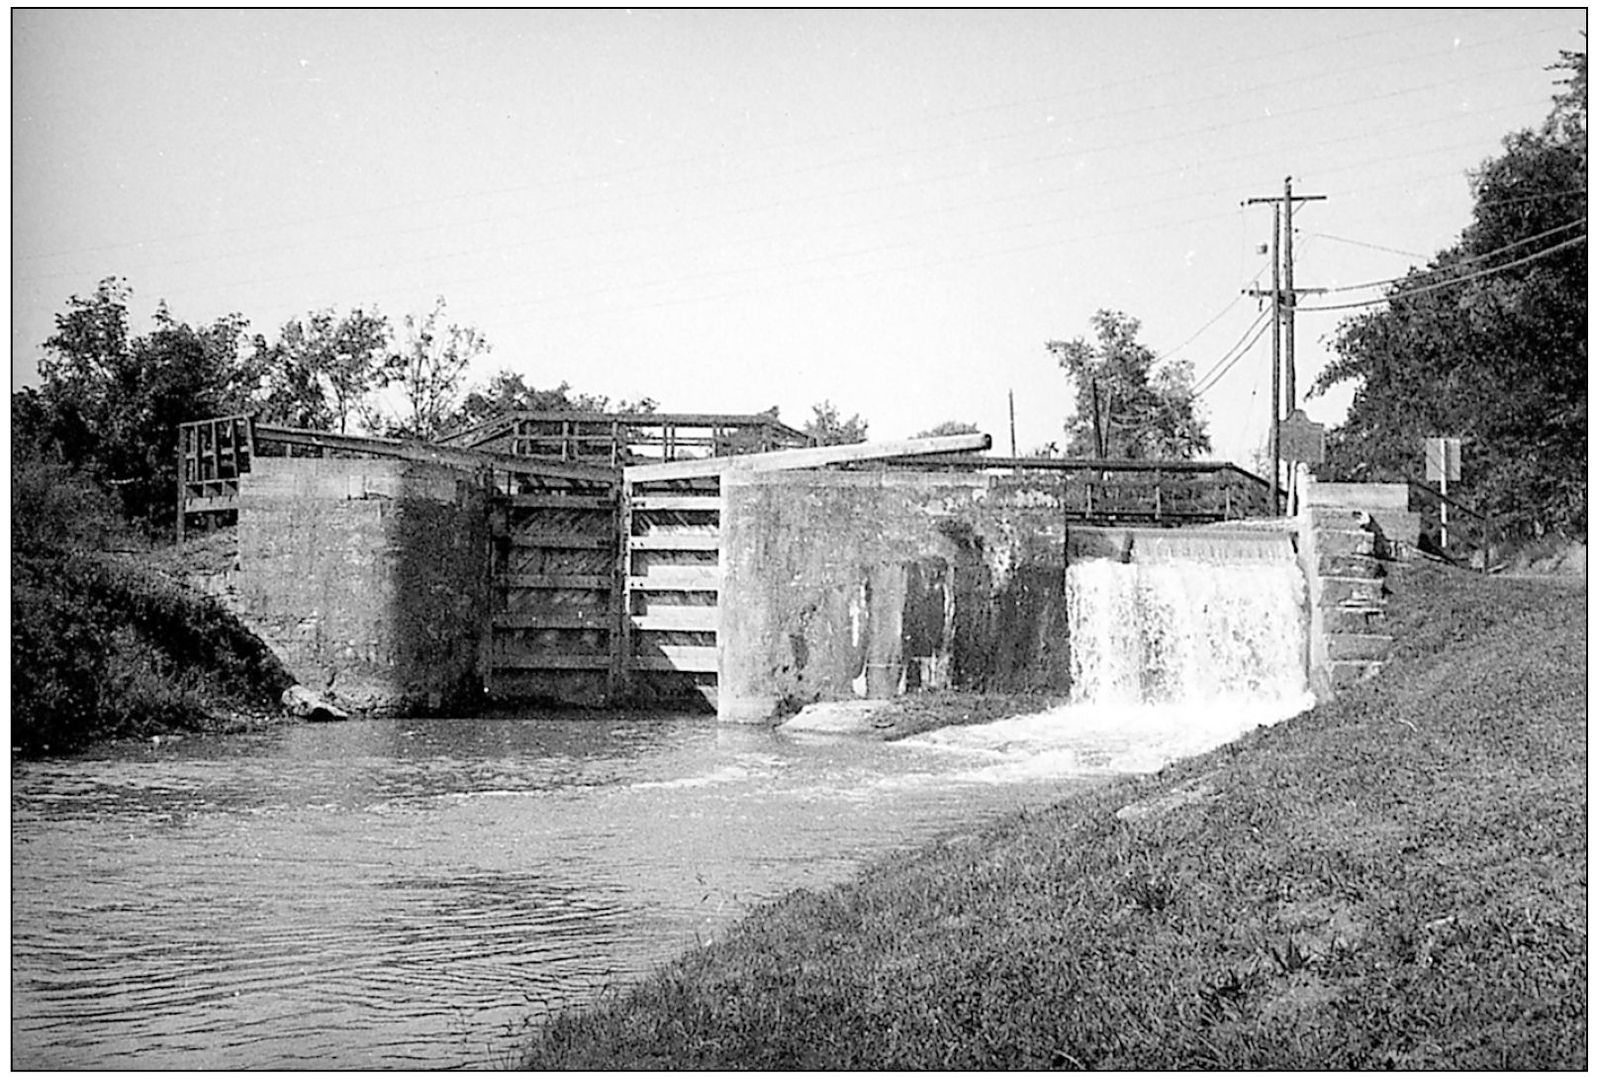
[11,457,130,558]
[10,457,292,754]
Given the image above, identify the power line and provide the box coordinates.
[1194,316,1273,399]
[1474,187,1587,209]
[1153,285,1255,364]
[1317,218,1587,293]
[1190,307,1272,393]
[1308,232,1430,260]
[12,41,1561,272]
[1296,232,1585,312]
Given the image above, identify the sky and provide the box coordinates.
[11,8,1587,466]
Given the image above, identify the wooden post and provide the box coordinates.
[176,426,187,543]
[1440,473,1450,553]
[611,480,634,703]
[1008,388,1017,457]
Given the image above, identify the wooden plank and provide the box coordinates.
[623,432,991,483]
[631,645,719,673]
[465,409,807,436]
[629,494,721,512]
[493,611,610,630]
[254,423,617,482]
[504,494,616,509]
[183,495,238,513]
[627,570,720,592]
[627,533,720,551]
[499,574,611,590]
[612,484,634,699]
[508,532,613,549]
[630,606,720,632]
[491,654,612,671]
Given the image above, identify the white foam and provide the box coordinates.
[904,691,1315,781]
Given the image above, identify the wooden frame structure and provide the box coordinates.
[869,454,1278,523]
[176,414,256,540]
[435,410,810,467]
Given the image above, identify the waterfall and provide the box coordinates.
[1066,533,1309,708]
[903,528,1314,783]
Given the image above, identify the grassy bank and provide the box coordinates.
[522,560,1586,1070]
[12,462,293,756]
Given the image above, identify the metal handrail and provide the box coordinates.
[1406,477,1501,571]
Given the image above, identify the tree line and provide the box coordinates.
[1309,46,1586,540]
[11,280,892,533]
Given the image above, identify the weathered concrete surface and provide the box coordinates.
[718,470,1076,723]
[778,699,895,735]
[1296,473,1395,698]
[235,457,490,715]
[1307,482,1419,548]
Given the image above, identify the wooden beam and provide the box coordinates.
[631,645,719,673]
[507,532,613,549]
[627,533,720,551]
[183,495,239,513]
[623,432,992,483]
[254,423,617,483]
[498,574,611,590]
[492,611,611,630]
[630,606,720,632]
[491,654,612,671]
[627,569,720,592]
[503,493,616,510]
[629,494,721,513]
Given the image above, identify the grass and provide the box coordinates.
[11,459,293,755]
[520,559,1586,1070]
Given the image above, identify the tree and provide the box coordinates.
[376,297,491,441]
[442,370,659,437]
[1045,310,1210,459]
[1312,46,1586,539]
[803,400,868,445]
[32,276,134,468]
[253,332,332,430]
[28,279,258,528]
[914,420,982,438]
[274,306,392,433]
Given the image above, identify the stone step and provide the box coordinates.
[1327,632,1395,662]
[1323,605,1389,634]
[1330,659,1385,688]
[1317,551,1388,579]
[1314,528,1378,556]
[1309,506,1373,530]
[1320,575,1389,606]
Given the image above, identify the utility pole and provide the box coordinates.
[1008,388,1017,457]
[1268,203,1281,510]
[1243,176,1326,511]
[1090,377,1107,459]
[1281,176,1325,411]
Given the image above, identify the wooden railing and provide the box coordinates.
[435,411,811,467]
[1407,479,1501,572]
[874,455,1279,523]
[176,414,255,540]
[178,411,814,537]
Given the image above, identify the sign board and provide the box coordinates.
[1278,409,1325,464]
[1424,436,1461,482]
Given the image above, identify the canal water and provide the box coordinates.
[12,553,1314,1069]
[10,696,1302,1070]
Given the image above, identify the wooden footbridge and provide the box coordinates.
[179,411,1278,707]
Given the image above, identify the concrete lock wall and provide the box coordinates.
[718,469,1079,723]
[235,457,490,714]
